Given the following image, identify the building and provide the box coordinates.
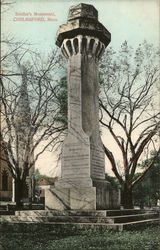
[0,141,12,201]
[35,177,56,203]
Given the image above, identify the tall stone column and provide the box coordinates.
[57,36,106,187]
[45,3,120,210]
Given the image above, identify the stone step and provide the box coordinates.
[0,220,121,231]
[1,215,20,223]
[1,215,112,224]
[105,209,154,216]
[109,213,158,223]
[15,209,157,219]
[39,216,111,223]
[1,215,44,223]
[2,209,159,232]
[2,212,159,224]
[7,204,45,211]
[15,210,106,217]
[121,218,160,230]
[1,219,160,232]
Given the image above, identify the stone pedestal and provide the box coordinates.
[93,180,120,209]
[45,3,120,211]
[45,187,96,210]
[45,181,120,210]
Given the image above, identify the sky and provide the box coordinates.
[2,0,159,50]
[2,0,160,176]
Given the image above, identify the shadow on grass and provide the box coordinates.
[1,225,160,250]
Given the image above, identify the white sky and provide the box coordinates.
[2,0,160,176]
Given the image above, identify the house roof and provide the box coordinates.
[36,177,56,186]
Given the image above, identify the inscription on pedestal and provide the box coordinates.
[62,137,90,179]
[91,144,105,179]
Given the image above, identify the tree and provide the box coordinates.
[1,0,67,206]
[46,41,160,208]
[56,76,68,126]
[1,0,15,13]
[99,40,160,208]
[105,173,120,190]
[0,43,66,206]
[133,150,160,208]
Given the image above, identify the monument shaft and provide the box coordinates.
[45,3,120,210]
[58,36,105,187]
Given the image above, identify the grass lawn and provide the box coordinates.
[1,225,160,250]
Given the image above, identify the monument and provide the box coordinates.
[45,3,120,210]
[15,66,35,202]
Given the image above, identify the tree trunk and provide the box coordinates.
[15,178,24,209]
[121,184,133,209]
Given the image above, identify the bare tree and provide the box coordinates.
[99,40,160,208]
[0,43,66,206]
[1,0,15,13]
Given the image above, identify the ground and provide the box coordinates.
[1,225,160,250]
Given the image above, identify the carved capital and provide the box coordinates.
[61,35,105,60]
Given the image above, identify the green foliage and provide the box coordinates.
[133,151,160,207]
[105,173,121,189]
[1,225,160,250]
[34,169,50,182]
[56,76,68,126]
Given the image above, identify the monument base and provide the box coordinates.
[93,179,120,209]
[45,180,120,210]
[45,187,96,210]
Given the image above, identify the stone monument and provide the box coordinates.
[45,3,120,210]
[15,66,35,202]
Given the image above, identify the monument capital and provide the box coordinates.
[61,35,105,60]
[68,3,98,21]
[56,3,111,48]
